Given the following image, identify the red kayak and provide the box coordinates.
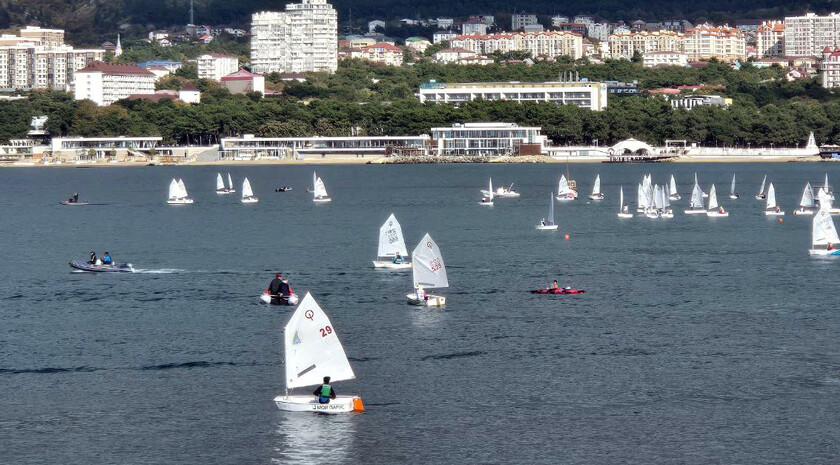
[531,288,585,295]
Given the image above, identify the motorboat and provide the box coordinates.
[70,261,134,273]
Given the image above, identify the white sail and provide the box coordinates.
[766,183,778,209]
[313,171,317,191]
[800,183,815,208]
[690,183,704,209]
[669,175,677,195]
[730,174,736,195]
[818,188,833,207]
[708,184,719,210]
[168,179,179,199]
[227,173,234,190]
[314,177,328,198]
[637,183,647,209]
[558,175,569,193]
[378,214,408,258]
[653,185,663,210]
[242,177,254,198]
[284,293,355,390]
[758,175,767,196]
[216,173,224,190]
[488,178,494,201]
[619,186,624,212]
[412,233,448,289]
[813,205,840,246]
[663,185,671,208]
[592,175,601,195]
[547,193,555,224]
[178,179,188,198]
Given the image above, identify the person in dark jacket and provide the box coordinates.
[268,273,285,295]
[313,376,336,404]
[88,251,97,264]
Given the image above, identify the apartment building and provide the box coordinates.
[608,30,685,59]
[0,26,103,91]
[820,47,840,88]
[449,31,583,60]
[785,13,840,57]
[351,43,403,66]
[250,0,338,74]
[74,62,156,106]
[197,53,239,81]
[643,50,689,67]
[684,25,745,61]
[418,80,608,111]
[512,14,539,31]
[756,20,785,57]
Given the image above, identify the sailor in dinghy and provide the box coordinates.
[588,174,604,200]
[764,182,784,216]
[536,193,559,229]
[706,184,729,217]
[373,214,412,269]
[794,182,816,215]
[407,234,448,307]
[617,186,633,218]
[273,293,364,413]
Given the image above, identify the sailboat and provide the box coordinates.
[646,185,663,218]
[241,177,259,203]
[372,214,411,269]
[313,176,331,203]
[588,174,604,200]
[307,171,317,193]
[661,185,674,218]
[818,173,835,202]
[695,173,708,197]
[167,178,194,204]
[729,174,739,199]
[215,173,231,194]
[537,193,559,229]
[479,178,494,206]
[617,186,633,218]
[668,175,680,200]
[764,182,784,216]
[636,182,649,213]
[808,204,840,256]
[684,182,706,214]
[706,184,729,217]
[407,233,448,307]
[817,188,840,215]
[793,182,816,216]
[556,175,578,200]
[756,175,767,200]
[227,173,235,193]
[273,293,365,413]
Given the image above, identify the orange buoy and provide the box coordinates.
[353,397,365,412]
[778,218,783,223]
[564,233,570,240]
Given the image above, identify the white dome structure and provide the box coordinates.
[609,138,657,156]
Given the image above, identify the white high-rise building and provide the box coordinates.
[251,0,338,74]
[197,53,239,81]
[756,20,785,57]
[74,62,155,106]
[785,13,840,56]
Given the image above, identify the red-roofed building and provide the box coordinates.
[450,31,583,59]
[820,47,840,88]
[351,43,403,66]
[74,62,156,106]
[684,24,745,61]
[756,20,784,57]
[221,69,265,95]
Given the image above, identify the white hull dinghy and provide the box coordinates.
[764,183,785,216]
[372,213,412,269]
[756,175,767,200]
[216,172,232,194]
[636,181,650,213]
[273,293,364,414]
[809,204,840,256]
[588,174,604,200]
[241,177,259,203]
[706,184,729,217]
[313,175,331,203]
[617,186,633,218]
[407,233,448,307]
[661,185,674,218]
[684,182,706,214]
[167,178,194,204]
[482,182,520,198]
[537,193,559,229]
[479,178,494,206]
[729,173,739,199]
[793,182,815,216]
[556,175,578,201]
[668,174,680,201]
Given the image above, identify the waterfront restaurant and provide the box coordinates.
[430,122,547,156]
[50,136,162,161]
[218,134,430,159]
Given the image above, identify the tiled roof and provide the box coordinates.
[77,61,155,76]
[221,69,263,81]
[452,31,582,40]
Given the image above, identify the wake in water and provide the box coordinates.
[132,268,186,274]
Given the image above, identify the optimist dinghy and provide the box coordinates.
[684,182,706,214]
[313,176,331,203]
[372,213,411,269]
[588,174,604,200]
[556,175,578,200]
[793,182,816,216]
[536,193,559,229]
[69,261,134,273]
[729,174,739,199]
[669,175,681,201]
[216,173,232,194]
[756,175,767,200]
[241,177,259,203]
[167,178,194,204]
[617,186,633,218]
[809,204,840,256]
[706,184,729,217]
[764,183,785,216]
[273,293,364,414]
[407,233,448,307]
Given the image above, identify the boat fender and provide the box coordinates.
[353,397,365,412]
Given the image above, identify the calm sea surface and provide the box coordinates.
[1,163,839,464]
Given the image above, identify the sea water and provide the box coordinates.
[1,164,838,464]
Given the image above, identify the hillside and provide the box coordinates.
[0,0,834,45]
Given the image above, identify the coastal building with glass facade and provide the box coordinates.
[219,135,430,159]
[430,123,546,156]
[418,80,608,111]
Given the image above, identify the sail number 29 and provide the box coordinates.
[429,258,442,272]
[320,326,333,337]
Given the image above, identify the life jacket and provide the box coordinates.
[319,384,332,397]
